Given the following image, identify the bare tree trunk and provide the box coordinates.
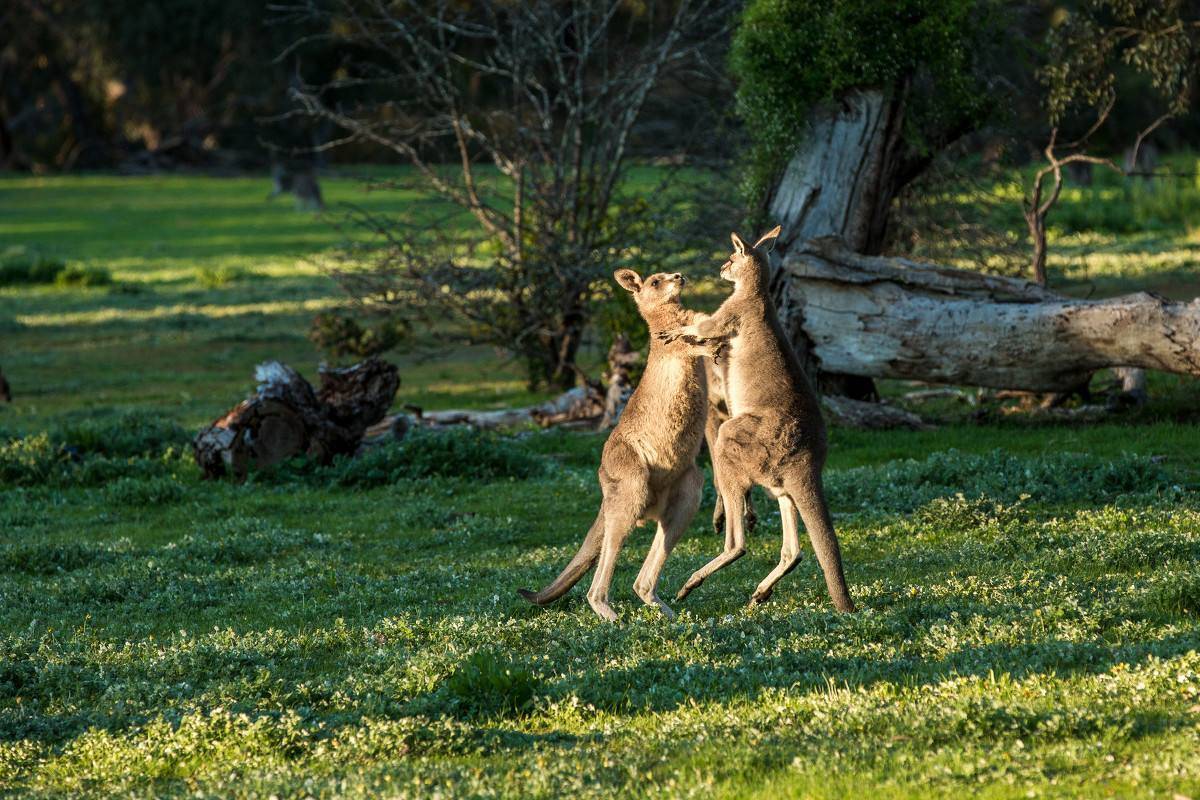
[780,239,1200,392]
[767,89,907,397]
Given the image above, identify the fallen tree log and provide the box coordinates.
[778,238,1200,393]
[194,358,399,479]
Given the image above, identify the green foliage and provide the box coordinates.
[729,0,989,197]
[52,410,189,459]
[309,427,546,487]
[0,257,66,287]
[196,265,256,289]
[1041,0,1198,126]
[0,434,69,487]
[54,264,113,288]
[102,475,186,507]
[825,448,1171,513]
[308,311,407,362]
[439,650,539,719]
[0,414,191,488]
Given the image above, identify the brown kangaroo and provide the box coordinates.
[519,269,717,622]
[661,227,856,612]
[704,361,757,535]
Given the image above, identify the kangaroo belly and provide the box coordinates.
[627,358,706,475]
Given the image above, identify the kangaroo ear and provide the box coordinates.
[613,269,642,293]
[731,232,747,255]
[754,224,782,254]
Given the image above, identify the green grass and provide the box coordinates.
[1,168,1199,797]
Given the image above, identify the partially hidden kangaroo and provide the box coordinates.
[662,226,856,612]
[519,269,716,622]
[704,361,757,535]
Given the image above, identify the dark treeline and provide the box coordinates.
[0,0,734,172]
[2,0,1198,174]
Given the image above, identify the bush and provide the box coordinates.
[309,311,407,361]
[0,257,66,286]
[729,0,988,198]
[0,434,69,487]
[314,427,546,487]
[825,449,1171,513]
[0,428,187,489]
[52,410,189,458]
[103,476,185,507]
[197,264,255,289]
[440,650,538,719]
[55,264,113,288]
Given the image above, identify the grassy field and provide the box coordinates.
[1,168,1199,798]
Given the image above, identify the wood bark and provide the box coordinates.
[193,358,399,479]
[779,238,1200,393]
[766,89,907,397]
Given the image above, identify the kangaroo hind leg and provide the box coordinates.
[634,466,702,619]
[748,494,802,606]
[586,480,648,623]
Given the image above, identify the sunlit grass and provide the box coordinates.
[1,168,1200,797]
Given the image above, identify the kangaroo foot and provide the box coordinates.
[587,596,620,623]
[675,574,705,601]
[748,587,774,606]
[635,588,676,620]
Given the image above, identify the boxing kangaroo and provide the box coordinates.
[661,227,856,612]
[519,269,717,622]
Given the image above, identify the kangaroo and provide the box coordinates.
[519,269,717,622]
[661,226,856,612]
[704,361,757,535]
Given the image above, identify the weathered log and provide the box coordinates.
[193,358,399,479]
[821,396,932,431]
[767,90,907,398]
[600,334,639,429]
[779,238,1200,393]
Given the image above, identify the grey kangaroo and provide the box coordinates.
[662,227,856,612]
[704,361,757,535]
[519,269,716,622]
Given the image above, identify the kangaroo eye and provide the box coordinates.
[651,280,660,287]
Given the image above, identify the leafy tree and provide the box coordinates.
[728,0,993,216]
[286,0,736,389]
[1023,0,1200,285]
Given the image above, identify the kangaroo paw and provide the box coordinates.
[748,587,774,606]
[675,576,703,602]
[587,598,620,623]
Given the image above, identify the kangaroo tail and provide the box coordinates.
[518,509,604,606]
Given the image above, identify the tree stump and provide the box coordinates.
[193,358,399,480]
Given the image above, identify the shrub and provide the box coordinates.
[54,265,113,288]
[309,311,407,361]
[0,256,66,286]
[316,427,545,487]
[197,264,255,289]
[440,650,538,719]
[52,410,189,458]
[103,475,185,507]
[0,429,187,489]
[0,434,68,486]
[826,449,1171,513]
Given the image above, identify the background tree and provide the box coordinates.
[727,0,996,396]
[283,0,736,389]
[1023,0,1199,287]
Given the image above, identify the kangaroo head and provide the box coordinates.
[720,225,781,284]
[614,268,686,310]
